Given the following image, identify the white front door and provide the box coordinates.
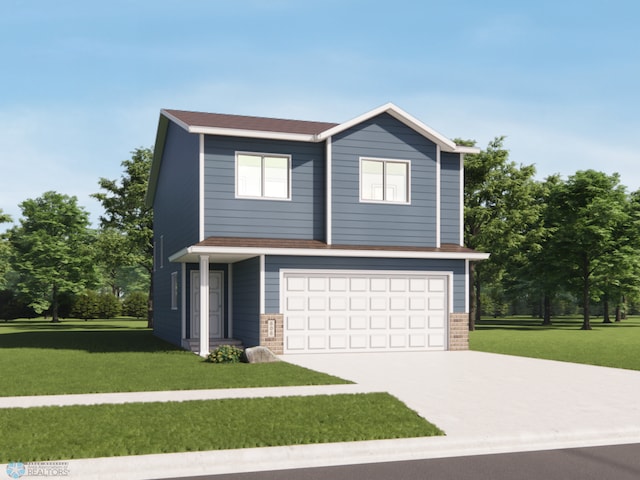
[191,270,223,339]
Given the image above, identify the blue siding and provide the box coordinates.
[203,136,325,240]
[440,152,462,245]
[231,257,261,347]
[153,122,200,346]
[153,265,182,346]
[331,113,438,247]
[264,255,467,313]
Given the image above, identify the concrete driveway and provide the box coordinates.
[285,351,640,447]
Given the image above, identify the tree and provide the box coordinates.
[545,170,629,330]
[8,192,95,322]
[93,148,154,327]
[0,209,12,289]
[463,137,539,329]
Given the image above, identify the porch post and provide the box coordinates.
[198,255,210,357]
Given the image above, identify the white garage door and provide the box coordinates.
[282,271,448,353]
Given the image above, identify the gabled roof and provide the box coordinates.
[146,103,480,207]
[162,109,339,142]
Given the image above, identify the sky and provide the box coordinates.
[1,0,639,230]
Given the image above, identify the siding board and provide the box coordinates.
[331,113,438,247]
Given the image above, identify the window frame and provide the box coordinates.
[170,271,178,310]
[359,157,411,204]
[235,151,292,201]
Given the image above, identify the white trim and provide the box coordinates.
[459,153,465,246]
[169,245,490,263]
[259,255,265,314]
[160,235,164,269]
[181,263,186,341]
[227,263,233,338]
[436,145,441,248]
[464,258,470,313]
[198,255,210,356]
[235,151,292,201]
[170,271,178,310]
[359,157,411,205]
[199,134,205,241]
[326,137,332,245]
[160,106,481,154]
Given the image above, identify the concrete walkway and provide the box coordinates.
[5,351,640,480]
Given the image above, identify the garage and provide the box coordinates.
[282,270,449,353]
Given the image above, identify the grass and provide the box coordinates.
[0,318,349,396]
[0,393,443,462]
[470,315,640,370]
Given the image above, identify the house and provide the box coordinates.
[145,103,489,356]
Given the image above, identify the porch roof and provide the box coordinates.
[168,237,490,264]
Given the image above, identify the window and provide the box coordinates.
[360,158,410,203]
[236,153,290,199]
[170,272,178,310]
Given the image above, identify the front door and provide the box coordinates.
[190,270,223,339]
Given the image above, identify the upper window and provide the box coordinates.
[236,153,291,200]
[360,158,410,203]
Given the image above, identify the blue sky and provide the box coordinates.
[1,0,639,229]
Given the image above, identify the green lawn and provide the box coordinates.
[0,318,349,396]
[0,393,443,462]
[470,315,640,370]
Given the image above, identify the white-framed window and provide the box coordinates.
[170,272,178,310]
[236,152,291,200]
[360,158,410,203]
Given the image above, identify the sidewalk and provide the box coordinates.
[4,351,640,480]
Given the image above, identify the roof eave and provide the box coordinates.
[169,245,490,263]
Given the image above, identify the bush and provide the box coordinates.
[206,345,244,364]
[72,290,100,320]
[123,291,147,319]
[97,293,122,319]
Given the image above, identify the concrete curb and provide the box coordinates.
[60,428,640,480]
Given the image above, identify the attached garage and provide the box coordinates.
[282,270,449,353]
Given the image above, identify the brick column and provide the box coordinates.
[449,313,469,350]
[260,314,283,354]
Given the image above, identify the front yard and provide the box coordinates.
[0,318,442,462]
[0,318,348,396]
[470,315,640,371]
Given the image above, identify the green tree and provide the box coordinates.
[93,148,154,327]
[0,209,12,289]
[545,170,629,330]
[9,192,95,322]
[463,137,539,329]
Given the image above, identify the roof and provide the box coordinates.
[162,109,338,140]
[146,103,480,207]
[168,237,490,264]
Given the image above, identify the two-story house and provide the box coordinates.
[145,103,489,356]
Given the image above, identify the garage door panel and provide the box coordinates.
[390,315,407,329]
[308,297,326,310]
[350,315,367,329]
[283,271,448,353]
[329,335,347,349]
[370,335,387,348]
[308,316,326,330]
[329,316,347,329]
[308,335,326,350]
[390,296,407,310]
[370,315,387,329]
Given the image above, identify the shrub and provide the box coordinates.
[97,293,122,319]
[123,291,147,319]
[72,290,100,320]
[206,345,244,364]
